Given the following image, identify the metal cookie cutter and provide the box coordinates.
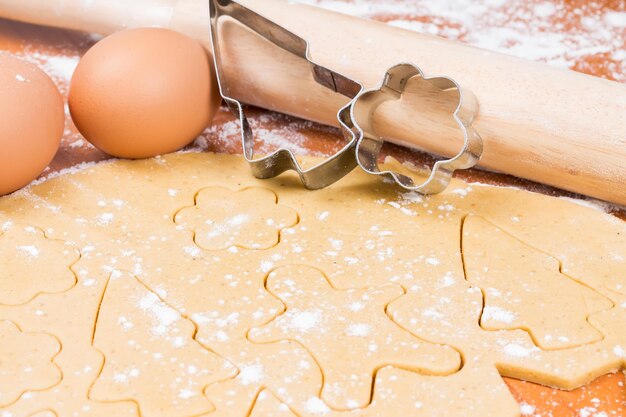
[352,63,483,194]
[209,0,362,190]
[208,0,483,194]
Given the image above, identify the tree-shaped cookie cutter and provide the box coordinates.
[209,0,483,194]
[209,0,362,190]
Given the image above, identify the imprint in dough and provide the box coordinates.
[0,321,61,407]
[174,187,298,251]
[588,281,626,372]
[249,390,298,417]
[0,225,79,305]
[27,411,58,417]
[249,265,461,410]
[462,215,612,349]
[348,365,519,417]
[89,271,237,417]
[202,338,323,417]
[389,272,622,393]
[0,153,624,417]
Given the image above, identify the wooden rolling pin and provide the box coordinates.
[0,0,625,205]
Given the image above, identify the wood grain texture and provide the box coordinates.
[0,0,624,204]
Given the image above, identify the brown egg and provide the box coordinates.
[69,28,221,159]
[0,54,64,196]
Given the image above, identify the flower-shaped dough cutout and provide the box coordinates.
[0,225,79,305]
[175,187,298,251]
[352,63,483,195]
[248,265,460,411]
[0,321,61,406]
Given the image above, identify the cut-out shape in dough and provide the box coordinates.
[248,265,461,410]
[389,280,622,395]
[174,187,298,250]
[89,271,237,417]
[588,303,626,371]
[0,153,625,417]
[28,411,58,417]
[462,215,612,349]
[202,338,322,417]
[346,365,518,417]
[606,274,625,297]
[249,390,298,417]
[0,225,79,305]
[587,273,626,370]
[0,321,61,407]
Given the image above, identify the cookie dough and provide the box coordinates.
[0,153,624,417]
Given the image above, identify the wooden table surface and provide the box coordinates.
[0,0,624,415]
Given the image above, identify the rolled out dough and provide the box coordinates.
[0,152,624,417]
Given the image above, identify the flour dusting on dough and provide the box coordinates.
[482,306,517,324]
[138,292,180,337]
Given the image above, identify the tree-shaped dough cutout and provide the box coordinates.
[462,215,612,349]
[90,272,237,417]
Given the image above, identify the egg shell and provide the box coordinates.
[0,54,64,196]
[69,28,221,159]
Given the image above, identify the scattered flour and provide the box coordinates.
[138,292,180,337]
[502,343,533,358]
[206,214,250,239]
[519,402,536,416]
[17,245,40,257]
[287,310,322,332]
[348,302,364,312]
[97,213,114,226]
[579,407,609,417]
[24,52,79,83]
[482,305,517,324]
[200,113,323,158]
[239,364,264,385]
[177,389,196,399]
[293,0,626,81]
[28,161,112,189]
[345,323,371,337]
[304,396,331,414]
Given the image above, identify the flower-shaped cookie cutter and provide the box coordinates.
[208,0,483,194]
[351,63,483,194]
